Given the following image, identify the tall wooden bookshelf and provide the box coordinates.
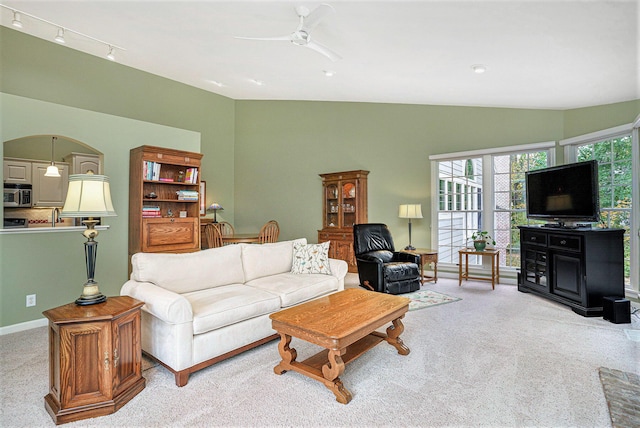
[129,146,203,261]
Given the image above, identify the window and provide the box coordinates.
[493,152,549,268]
[430,142,555,271]
[562,125,637,291]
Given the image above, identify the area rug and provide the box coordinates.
[405,289,461,311]
[599,367,640,428]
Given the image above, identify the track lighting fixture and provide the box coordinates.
[12,11,23,28]
[1,4,125,62]
[54,28,66,44]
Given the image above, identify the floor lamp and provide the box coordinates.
[399,204,423,250]
[60,172,117,305]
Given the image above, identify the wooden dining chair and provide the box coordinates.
[258,220,280,244]
[204,223,224,248]
[215,221,235,237]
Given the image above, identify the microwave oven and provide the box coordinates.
[3,183,32,207]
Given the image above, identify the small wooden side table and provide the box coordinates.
[43,296,145,425]
[402,248,438,283]
[458,248,500,290]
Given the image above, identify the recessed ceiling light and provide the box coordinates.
[250,79,264,86]
[471,64,487,74]
[209,80,224,87]
[323,70,335,77]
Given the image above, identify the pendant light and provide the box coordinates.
[44,137,61,177]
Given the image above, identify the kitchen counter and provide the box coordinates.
[0,225,110,235]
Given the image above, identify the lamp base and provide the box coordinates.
[404,245,416,250]
[75,281,107,306]
[75,293,107,306]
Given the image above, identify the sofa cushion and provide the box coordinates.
[241,239,306,282]
[131,245,245,294]
[183,284,281,334]
[291,241,332,275]
[246,272,339,307]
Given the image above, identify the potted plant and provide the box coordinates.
[471,230,495,251]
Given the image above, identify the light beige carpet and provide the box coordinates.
[2,276,639,427]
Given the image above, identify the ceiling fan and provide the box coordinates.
[236,3,342,62]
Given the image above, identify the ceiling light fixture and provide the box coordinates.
[251,79,264,86]
[54,28,66,44]
[12,11,23,28]
[472,64,487,74]
[323,70,335,77]
[44,136,61,177]
[209,80,224,87]
[0,4,125,61]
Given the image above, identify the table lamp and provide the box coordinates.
[398,204,423,250]
[60,172,117,305]
[208,202,224,223]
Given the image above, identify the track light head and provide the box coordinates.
[55,28,65,44]
[106,46,115,61]
[12,11,23,28]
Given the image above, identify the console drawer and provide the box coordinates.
[549,234,581,252]
[522,231,547,246]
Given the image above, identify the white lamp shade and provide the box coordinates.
[44,164,61,177]
[399,204,423,219]
[60,174,117,218]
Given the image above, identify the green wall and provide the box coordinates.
[1,26,638,329]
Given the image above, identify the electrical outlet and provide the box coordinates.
[26,294,36,307]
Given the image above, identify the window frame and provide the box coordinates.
[430,141,556,278]
[560,121,639,298]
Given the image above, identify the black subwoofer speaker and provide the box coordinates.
[602,296,631,324]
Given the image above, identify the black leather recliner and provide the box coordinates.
[353,223,421,295]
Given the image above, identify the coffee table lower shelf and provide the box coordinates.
[274,331,402,404]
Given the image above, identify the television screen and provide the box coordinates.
[525,160,600,224]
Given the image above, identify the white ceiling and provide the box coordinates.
[1,0,638,109]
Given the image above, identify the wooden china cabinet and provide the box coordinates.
[129,146,203,264]
[43,296,145,424]
[318,170,369,272]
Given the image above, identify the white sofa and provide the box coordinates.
[121,238,348,386]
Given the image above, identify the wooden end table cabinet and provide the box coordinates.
[43,296,145,425]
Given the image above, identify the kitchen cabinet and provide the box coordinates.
[3,158,32,184]
[318,170,369,272]
[518,226,625,316]
[32,162,69,207]
[129,145,203,262]
[63,152,103,174]
[43,296,145,425]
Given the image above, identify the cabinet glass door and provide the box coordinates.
[325,184,339,227]
[341,180,357,228]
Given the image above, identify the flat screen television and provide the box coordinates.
[525,160,600,226]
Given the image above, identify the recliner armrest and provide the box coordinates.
[393,252,420,264]
[357,254,385,264]
[121,280,193,324]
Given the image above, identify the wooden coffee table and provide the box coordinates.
[269,288,410,404]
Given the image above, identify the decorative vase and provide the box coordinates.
[473,240,487,251]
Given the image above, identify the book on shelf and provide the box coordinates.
[143,161,162,180]
[176,190,199,201]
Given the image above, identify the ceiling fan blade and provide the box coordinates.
[235,35,292,42]
[301,3,335,32]
[305,40,342,62]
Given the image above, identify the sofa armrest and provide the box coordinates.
[121,280,193,324]
[329,258,348,280]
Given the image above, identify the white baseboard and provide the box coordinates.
[0,317,47,336]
